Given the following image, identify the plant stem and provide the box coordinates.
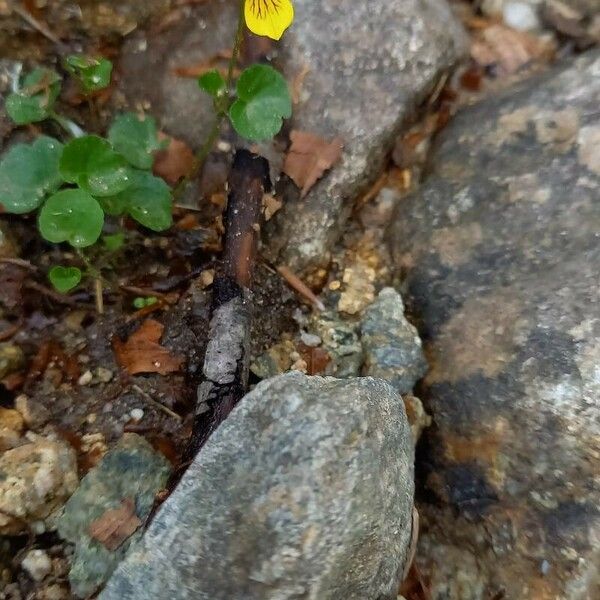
[94,278,104,314]
[227,0,246,90]
[76,249,106,314]
[51,111,86,138]
[175,0,246,197]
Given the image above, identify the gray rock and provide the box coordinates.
[361,288,427,394]
[101,373,414,600]
[309,310,363,378]
[57,434,171,598]
[267,0,467,273]
[389,51,600,599]
[118,0,466,274]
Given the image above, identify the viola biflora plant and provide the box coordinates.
[0,0,293,308]
[196,0,293,148]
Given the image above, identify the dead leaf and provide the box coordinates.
[398,564,432,600]
[262,193,283,221]
[153,134,196,185]
[283,130,343,198]
[89,498,142,551]
[471,24,555,75]
[113,319,184,375]
[298,344,331,375]
[26,340,80,385]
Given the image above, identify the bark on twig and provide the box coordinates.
[186,149,270,458]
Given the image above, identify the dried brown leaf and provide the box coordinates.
[89,498,141,551]
[262,193,283,221]
[283,130,343,198]
[113,319,184,375]
[297,344,331,375]
[153,134,196,185]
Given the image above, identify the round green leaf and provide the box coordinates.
[5,68,61,125]
[65,55,113,92]
[48,266,82,293]
[0,136,64,214]
[39,189,104,248]
[228,64,291,141]
[105,171,172,232]
[198,70,226,98]
[59,135,132,197]
[108,113,163,170]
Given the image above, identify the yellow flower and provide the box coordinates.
[244,0,294,41]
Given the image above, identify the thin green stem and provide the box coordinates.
[174,1,246,198]
[76,249,109,314]
[227,0,246,91]
[50,111,86,138]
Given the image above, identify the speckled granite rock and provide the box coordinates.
[119,0,466,274]
[0,438,78,535]
[101,373,414,600]
[57,434,171,598]
[361,288,427,394]
[390,51,600,599]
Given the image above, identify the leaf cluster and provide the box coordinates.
[198,64,291,141]
[1,60,173,292]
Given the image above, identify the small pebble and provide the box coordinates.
[130,408,144,421]
[21,549,52,582]
[86,413,97,424]
[503,1,541,31]
[95,367,113,383]
[78,370,93,386]
[540,559,551,576]
[300,331,322,347]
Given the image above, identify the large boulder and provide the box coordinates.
[119,0,467,273]
[389,51,600,599]
[101,373,414,599]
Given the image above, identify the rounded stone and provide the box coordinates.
[101,373,414,600]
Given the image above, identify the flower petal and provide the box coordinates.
[244,0,294,41]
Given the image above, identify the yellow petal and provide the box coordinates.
[244,0,294,41]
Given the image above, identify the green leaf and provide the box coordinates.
[59,135,133,197]
[108,113,163,170]
[198,70,226,98]
[65,55,113,92]
[104,171,172,232]
[228,65,291,141]
[5,68,61,125]
[0,136,64,214]
[48,266,82,293]
[133,297,146,309]
[132,296,157,309]
[102,232,125,251]
[38,189,104,248]
[97,194,128,216]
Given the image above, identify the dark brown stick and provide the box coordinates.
[186,149,270,459]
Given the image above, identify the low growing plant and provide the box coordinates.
[0,56,170,306]
[0,0,295,309]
